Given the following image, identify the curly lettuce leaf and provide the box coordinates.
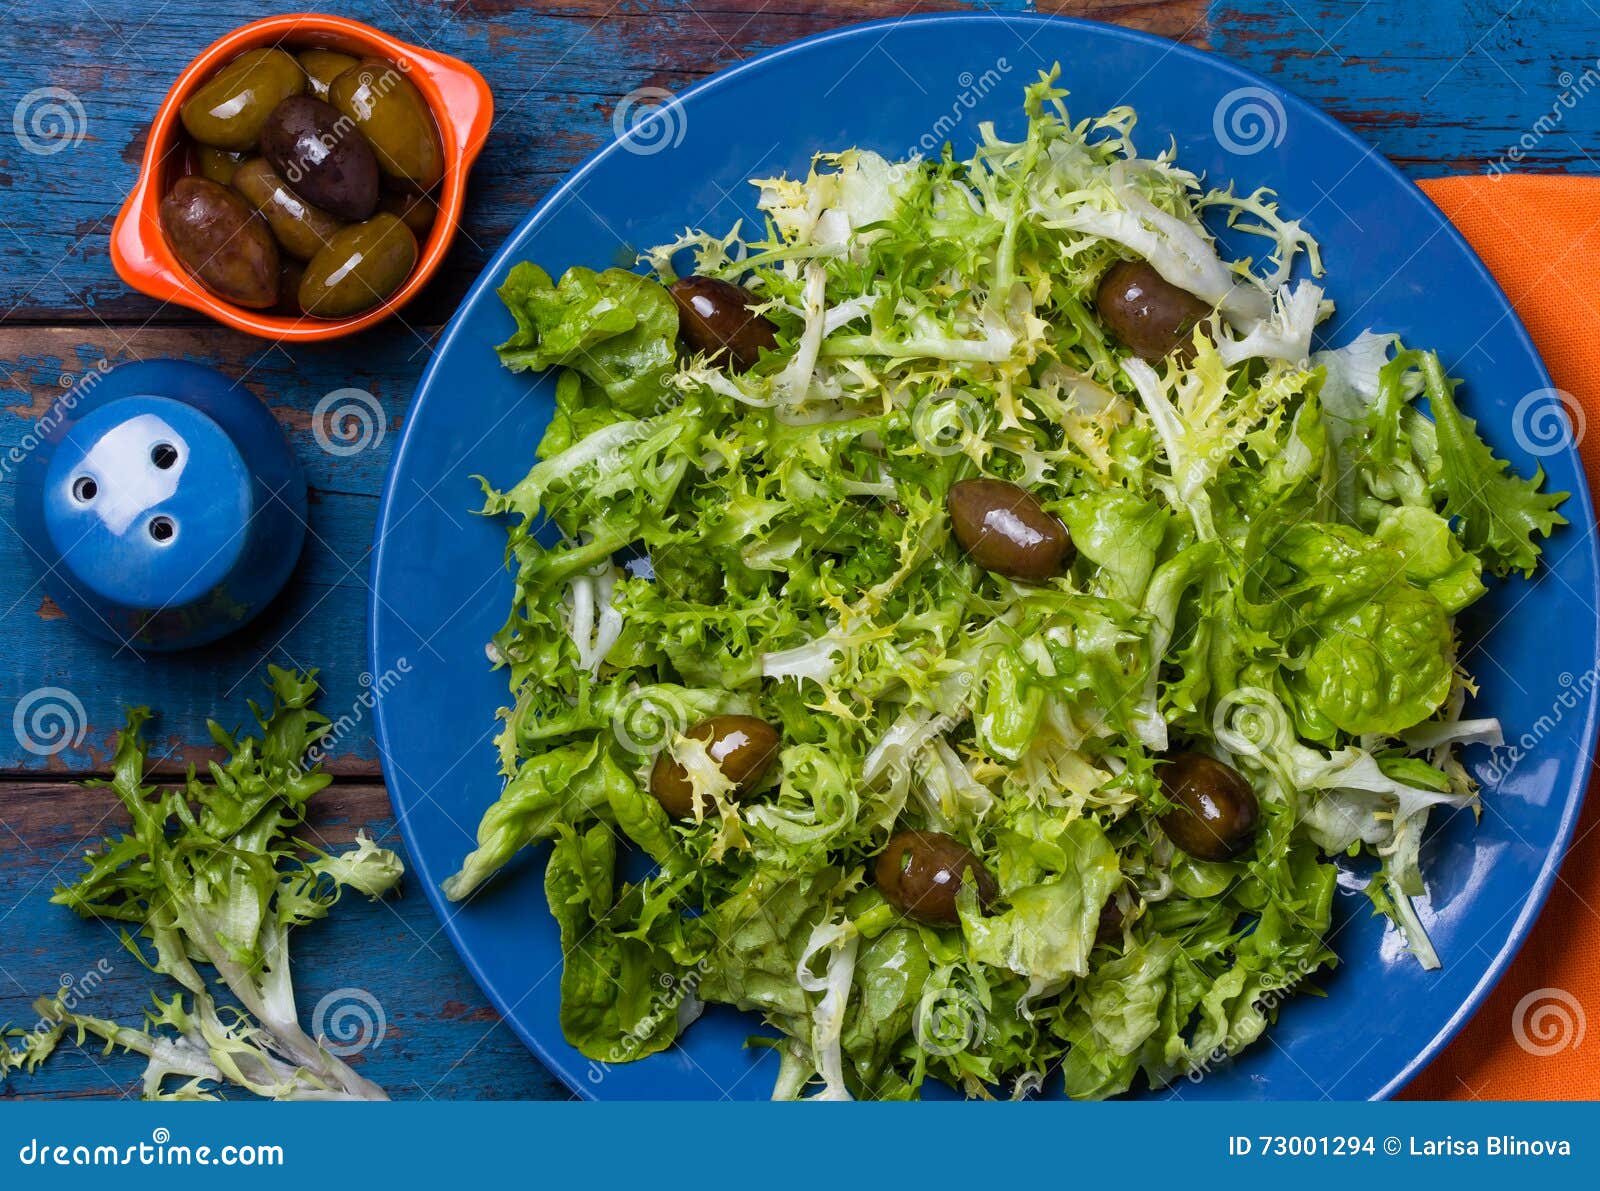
[496,262,679,415]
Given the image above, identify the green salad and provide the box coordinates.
[443,68,1566,1100]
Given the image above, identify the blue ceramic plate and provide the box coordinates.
[371,13,1598,1100]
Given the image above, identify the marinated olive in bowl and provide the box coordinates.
[299,214,418,318]
[159,177,279,308]
[180,47,305,152]
[194,146,246,186]
[297,48,360,100]
[160,38,448,322]
[260,95,380,222]
[231,157,344,261]
[380,187,438,237]
[329,59,445,189]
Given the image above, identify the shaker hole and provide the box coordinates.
[151,442,178,470]
[72,477,97,502]
[148,516,175,543]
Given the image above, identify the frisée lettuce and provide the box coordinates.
[445,67,1565,1098]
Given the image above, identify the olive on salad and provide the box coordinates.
[669,276,779,371]
[947,478,1073,582]
[649,715,781,820]
[874,830,998,926]
[1156,751,1261,861]
[1095,259,1213,361]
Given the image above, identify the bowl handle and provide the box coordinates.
[406,45,495,170]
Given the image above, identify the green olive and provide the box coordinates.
[379,187,437,238]
[947,478,1072,582]
[230,157,344,261]
[297,48,360,101]
[649,715,780,819]
[180,48,306,152]
[328,59,444,189]
[1157,752,1261,861]
[159,176,279,308]
[873,830,997,926]
[298,213,417,318]
[194,145,245,186]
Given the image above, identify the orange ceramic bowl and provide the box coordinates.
[112,13,493,341]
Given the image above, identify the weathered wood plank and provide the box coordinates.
[0,780,562,1100]
[2,0,1596,325]
[0,325,467,775]
[1212,0,1600,174]
[3,0,1591,1103]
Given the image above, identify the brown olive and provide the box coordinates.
[947,478,1072,582]
[1157,752,1261,861]
[231,157,344,261]
[379,187,437,238]
[649,715,780,819]
[260,95,380,222]
[668,276,778,371]
[159,176,279,309]
[874,830,997,926]
[1095,260,1212,361]
[1096,895,1125,944]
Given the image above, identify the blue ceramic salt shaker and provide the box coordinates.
[14,359,307,651]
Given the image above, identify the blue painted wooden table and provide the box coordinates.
[2,0,1596,1100]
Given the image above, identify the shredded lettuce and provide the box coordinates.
[8,668,405,1101]
[446,67,1565,1098]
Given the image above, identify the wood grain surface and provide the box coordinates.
[2,0,1592,1099]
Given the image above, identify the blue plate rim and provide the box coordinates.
[370,10,1600,1102]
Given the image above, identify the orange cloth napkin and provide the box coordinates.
[1397,176,1600,1100]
